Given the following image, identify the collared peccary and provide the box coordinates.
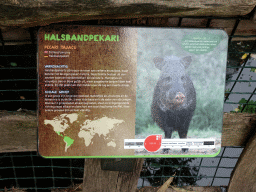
[151,55,196,153]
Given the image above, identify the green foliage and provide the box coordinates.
[135,98,154,135]
[189,99,223,133]
[250,67,256,73]
[230,98,256,113]
[10,62,17,67]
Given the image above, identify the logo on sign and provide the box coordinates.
[144,135,162,152]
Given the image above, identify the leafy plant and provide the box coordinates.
[225,88,231,99]
[250,67,256,73]
[230,98,256,113]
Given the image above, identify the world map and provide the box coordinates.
[44,113,124,152]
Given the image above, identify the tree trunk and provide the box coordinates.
[83,158,144,192]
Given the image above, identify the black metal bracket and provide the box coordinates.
[101,158,137,172]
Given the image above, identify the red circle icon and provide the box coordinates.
[144,135,162,152]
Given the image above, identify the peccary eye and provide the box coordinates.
[181,76,185,80]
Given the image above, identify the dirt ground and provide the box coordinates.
[0,110,37,153]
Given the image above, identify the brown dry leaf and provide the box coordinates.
[182,186,222,192]
[136,186,160,192]
[157,173,176,192]
[250,54,256,60]
[20,96,25,100]
[241,53,248,59]
[234,108,240,112]
[3,186,27,192]
[171,186,196,192]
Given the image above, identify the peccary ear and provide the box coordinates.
[182,56,192,69]
[153,57,164,70]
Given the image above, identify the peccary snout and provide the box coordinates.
[151,55,197,153]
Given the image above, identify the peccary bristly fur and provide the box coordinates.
[151,56,196,153]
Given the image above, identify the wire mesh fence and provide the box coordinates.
[0,151,84,191]
[0,14,255,191]
[0,146,241,191]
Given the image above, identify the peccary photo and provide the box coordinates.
[151,55,196,153]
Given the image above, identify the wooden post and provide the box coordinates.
[0,0,256,28]
[83,158,144,192]
[251,5,256,23]
[1,112,255,153]
[227,131,256,191]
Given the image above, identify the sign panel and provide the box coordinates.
[38,25,228,158]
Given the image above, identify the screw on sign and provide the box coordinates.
[144,135,162,152]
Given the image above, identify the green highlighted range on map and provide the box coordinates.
[56,131,74,152]
[44,113,124,152]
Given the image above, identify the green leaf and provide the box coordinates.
[10,62,17,67]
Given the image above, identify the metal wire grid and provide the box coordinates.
[0,14,255,191]
[0,152,84,191]
[0,147,239,191]
[138,146,242,190]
